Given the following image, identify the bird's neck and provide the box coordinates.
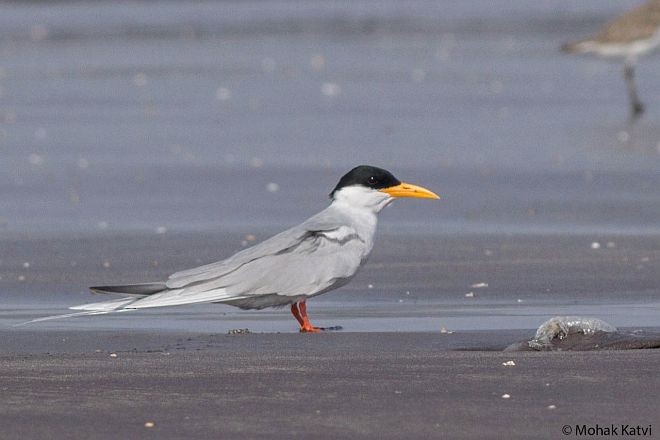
[331,186,394,214]
[330,199,385,254]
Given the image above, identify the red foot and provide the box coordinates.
[291,301,322,333]
[299,323,322,333]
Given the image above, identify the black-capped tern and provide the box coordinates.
[34,166,439,332]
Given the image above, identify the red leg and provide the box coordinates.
[290,303,305,327]
[298,301,321,333]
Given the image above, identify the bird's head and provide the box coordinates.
[330,165,439,212]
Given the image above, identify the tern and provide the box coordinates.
[561,0,660,118]
[36,166,439,332]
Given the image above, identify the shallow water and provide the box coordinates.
[3,0,660,235]
[3,233,659,332]
[1,0,659,333]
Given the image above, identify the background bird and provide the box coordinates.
[32,165,439,332]
[561,0,660,118]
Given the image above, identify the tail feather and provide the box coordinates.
[126,288,236,309]
[90,282,166,296]
[18,293,145,326]
[22,282,238,325]
[69,297,141,311]
[15,310,114,326]
[15,306,138,326]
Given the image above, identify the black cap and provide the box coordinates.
[330,165,401,198]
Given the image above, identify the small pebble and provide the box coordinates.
[321,82,341,97]
[465,292,475,298]
[28,153,44,166]
[591,242,601,250]
[227,328,250,335]
[501,394,511,399]
[109,353,117,358]
[617,130,630,143]
[18,275,25,281]
[367,284,373,289]
[516,299,523,303]
[144,422,155,428]
[440,327,454,334]
[502,360,516,366]
[102,260,111,268]
[547,405,556,410]
[216,87,231,101]
[249,157,264,168]
[471,282,488,288]
[133,73,148,87]
[22,262,30,268]
[310,54,326,71]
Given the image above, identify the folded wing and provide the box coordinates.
[75,206,366,311]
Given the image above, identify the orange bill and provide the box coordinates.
[379,182,440,199]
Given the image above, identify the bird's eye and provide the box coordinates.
[368,176,378,185]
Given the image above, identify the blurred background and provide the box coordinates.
[1,1,660,331]
[2,0,660,236]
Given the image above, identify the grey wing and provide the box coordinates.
[129,207,366,308]
[166,208,347,289]
[185,226,366,306]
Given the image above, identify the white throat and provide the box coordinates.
[329,185,391,257]
[331,185,394,214]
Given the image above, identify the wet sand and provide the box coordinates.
[3,232,660,331]
[2,231,659,438]
[1,330,659,440]
[2,232,658,438]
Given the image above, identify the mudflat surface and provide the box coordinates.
[1,331,659,440]
[3,232,659,439]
